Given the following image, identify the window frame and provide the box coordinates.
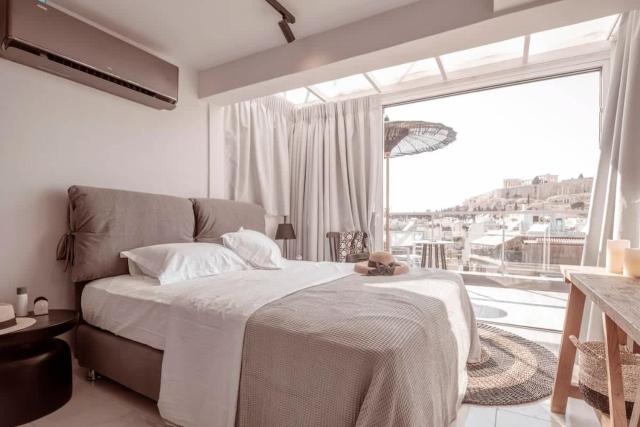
[380,50,610,108]
[377,52,610,288]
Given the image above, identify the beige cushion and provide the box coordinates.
[68,186,195,282]
[192,198,265,243]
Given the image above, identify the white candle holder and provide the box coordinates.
[623,248,640,278]
[606,239,630,274]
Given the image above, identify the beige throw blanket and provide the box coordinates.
[237,270,481,427]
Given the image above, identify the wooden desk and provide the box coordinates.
[551,268,640,427]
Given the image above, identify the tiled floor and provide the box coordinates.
[21,359,599,427]
[19,365,164,427]
[456,323,600,427]
[22,286,600,427]
[458,398,600,427]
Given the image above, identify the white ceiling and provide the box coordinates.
[53,0,419,70]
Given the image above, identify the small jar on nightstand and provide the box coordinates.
[15,286,28,316]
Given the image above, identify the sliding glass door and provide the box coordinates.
[383,71,601,282]
[383,71,603,332]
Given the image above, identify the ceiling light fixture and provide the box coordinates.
[265,0,296,43]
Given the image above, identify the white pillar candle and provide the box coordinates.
[623,248,640,278]
[606,239,631,274]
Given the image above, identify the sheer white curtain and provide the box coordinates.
[289,96,383,261]
[582,11,640,339]
[221,96,292,217]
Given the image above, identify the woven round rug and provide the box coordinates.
[464,323,558,406]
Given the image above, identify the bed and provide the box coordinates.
[60,185,481,427]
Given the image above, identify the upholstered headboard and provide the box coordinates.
[193,198,265,244]
[58,186,266,283]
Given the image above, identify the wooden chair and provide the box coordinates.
[326,231,369,263]
[421,242,448,269]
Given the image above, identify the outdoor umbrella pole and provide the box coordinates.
[386,155,390,251]
[383,119,457,253]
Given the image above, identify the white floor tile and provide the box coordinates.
[29,366,165,427]
[546,398,602,427]
[458,404,497,426]
[496,409,553,426]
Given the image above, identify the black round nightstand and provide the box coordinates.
[0,309,78,427]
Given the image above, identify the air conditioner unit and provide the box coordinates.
[0,0,178,110]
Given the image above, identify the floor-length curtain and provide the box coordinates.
[222,96,292,218]
[582,11,640,339]
[289,96,383,261]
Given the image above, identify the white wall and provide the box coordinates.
[0,58,209,310]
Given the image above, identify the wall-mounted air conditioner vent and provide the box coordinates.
[0,0,179,110]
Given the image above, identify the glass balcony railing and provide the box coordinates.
[385,209,588,279]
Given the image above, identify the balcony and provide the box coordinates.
[386,208,588,288]
[385,209,587,332]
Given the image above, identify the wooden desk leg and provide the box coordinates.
[629,385,640,427]
[618,327,628,349]
[551,284,586,413]
[604,314,628,427]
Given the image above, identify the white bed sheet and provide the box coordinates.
[81,260,356,351]
[82,274,177,350]
[157,260,357,427]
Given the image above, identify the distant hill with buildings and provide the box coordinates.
[388,174,593,274]
[455,174,593,212]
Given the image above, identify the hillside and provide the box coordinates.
[453,175,593,212]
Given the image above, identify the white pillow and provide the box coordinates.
[127,259,148,276]
[120,243,249,285]
[222,229,284,269]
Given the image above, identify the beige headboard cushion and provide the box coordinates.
[192,198,266,243]
[66,185,195,283]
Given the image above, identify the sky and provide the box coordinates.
[384,71,601,212]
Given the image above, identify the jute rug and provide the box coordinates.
[464,323,558,406]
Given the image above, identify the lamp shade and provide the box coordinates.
[275,223,296,240]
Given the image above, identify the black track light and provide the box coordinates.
[265,0,296,43]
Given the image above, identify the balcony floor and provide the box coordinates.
[468,284,568,333]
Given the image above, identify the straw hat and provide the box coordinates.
[354,251,409,276]
[0,303,36,335]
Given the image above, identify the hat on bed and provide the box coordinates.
[354,251,410,276]
[0,303,36,335]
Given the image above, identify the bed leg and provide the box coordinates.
[87,369,97,382]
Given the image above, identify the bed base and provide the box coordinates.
[75,324,163,401]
